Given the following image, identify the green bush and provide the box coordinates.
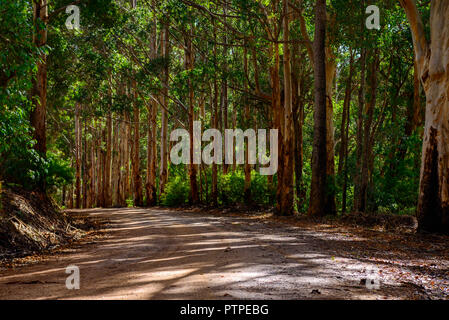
[160,175,190,206]
[250,171,275,205]
[218,170,245,205]
[126,199,134,207]
[160,168,274,207]
[218,169,274,206]
[45,153,74,190]
[0,106,73,191]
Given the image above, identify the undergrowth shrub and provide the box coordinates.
[160,175,190,206]
[161,167,275,207]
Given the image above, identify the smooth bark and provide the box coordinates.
[308,0,328,217]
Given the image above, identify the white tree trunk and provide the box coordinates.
[402,0,449,233]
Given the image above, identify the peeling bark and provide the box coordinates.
[401,0,449,233]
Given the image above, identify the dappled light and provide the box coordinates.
[1,0,449,302]
[2,208,448,300]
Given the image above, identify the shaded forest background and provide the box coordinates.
[1,1,446,232]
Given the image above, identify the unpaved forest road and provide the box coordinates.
[0,208,447,299]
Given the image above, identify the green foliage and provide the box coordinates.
[0,104,39,187]
[160,168,275,207]
[218,170,273,205]
[0,0,38,88]
[160,175,190,206]
[372,132,421,213]
[218,171,246,204]
[0,0,429,218]
[126,199,134,207]
[0,116,73,190]
[0,0,73,193]
[45,153,74,190]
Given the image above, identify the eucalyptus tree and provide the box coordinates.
[400,0,449,234]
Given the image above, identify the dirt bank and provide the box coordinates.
[0,188,98,261]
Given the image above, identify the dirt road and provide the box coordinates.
[0,208,446,299]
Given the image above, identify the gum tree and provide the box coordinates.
[400,0,449,233]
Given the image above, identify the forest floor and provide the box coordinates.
[0,207,448,300]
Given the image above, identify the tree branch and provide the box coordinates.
[47,0,84,22]
[297,3,314,64]
[398,0,429,78]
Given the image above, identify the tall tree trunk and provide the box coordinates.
[292,50,305,212]
[401,0,449,234]
[112,117,120,206]
[277,0,294,216]
[103,111,112,207]
[31,0,48,159]
[339,52,354,213]
[324,48,337,216]
[232,107,237,172]
[267,38,280,205]
[308,0,328,217]
[75,104,81,209]
[185,33,199,204]
[99,126,106,207]
[338,52,354,175]
[30,0,48,193]
[146,98,158,206]
[89,124,95,208]
[97,122,104,207]
[220,81,229,175]
[118,116,127,207]
[359,50,379,212]
[221,3,229,175]
[159,22,169,196]
[132,80,143,206]
[211,23,219,206]
[353,48,366,212]
[198,93,205,202]
[82,118,88,209]
[146,16,158,206]
[266,97,274,202]
[243,41,252,201]
[212,81,219,206]
[271,41,282,212]
[299,2,336,215]
[124,111,131,203]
